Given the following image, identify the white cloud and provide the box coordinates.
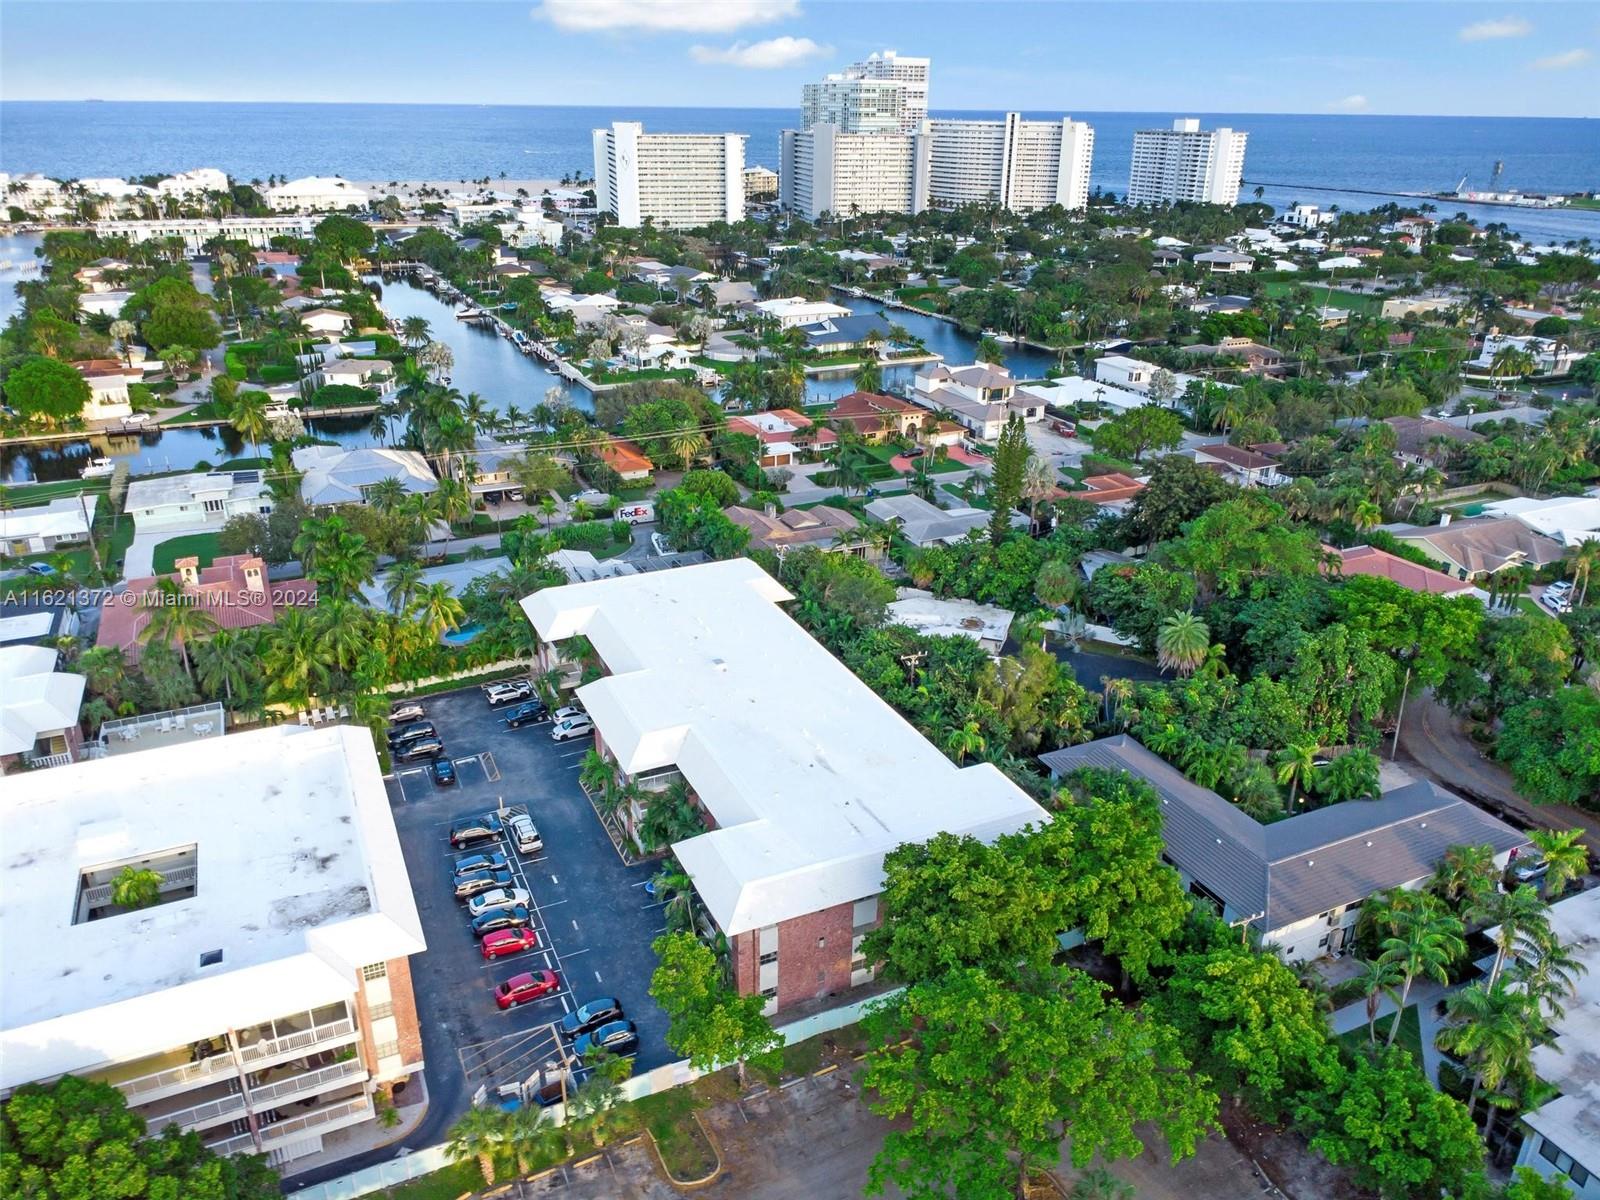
[1325,93,1370,112]
[689,36,832,68]
[1531,47,1592,69]
[534,0,799,34]
[1459,16,1533,41]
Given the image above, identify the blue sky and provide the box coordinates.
[1,0,1595,116]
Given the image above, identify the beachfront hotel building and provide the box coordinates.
[522,559,1047,1015]
[591,121,746,229]
[780,124,930,220]
[1127,118,1248,206]
[925,113,1096,211]
[0,725,427,1173]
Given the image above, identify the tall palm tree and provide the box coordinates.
[193,629,253,705]
[1155,612,1209,677]
[1511,930,1588,1023]
[260,607,336,705]
[1527,828,1589,900]
[1379,905,1467,1046]
[414,581,466,640]
[444,1105,512,1186]
[1435,981,1537,1127]
[1274,741,1321,813]
[400,316,431,348]
[1020,456,1057,532]
[366,476,407,515]
[1567,538,1600,608]
[138,578,218,682]
[1477,884,1551,987]
[1354,958,1403,1044]
[579,748,618,796]
[433,479,474,556]
[230,390,271,462]
[942,720,985,764]
[384,560,425,615]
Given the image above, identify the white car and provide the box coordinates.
[650,532,674,556]
[467,887,531,917]
[509,814,543,855]
[1540,583,1574,613]
[551,715,595,742]
[550,705,585,723]
[485,679,534,707]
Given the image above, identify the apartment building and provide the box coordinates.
[592,121,745,229]
[264,176,370,212]
[1127,118,1248,206]
[743,165,779,200]
[842,50,930,131]
[926,114,1095,211]
[0,726,427,1172]
[780,124,929,220]
[92,216,318,252]
[522,559,1046,1015]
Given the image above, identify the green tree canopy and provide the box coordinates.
[1496,687,1600,810]
[649,931,781,1087]
[1090,406,1184,464]
[313,214,376,261]
[2,355,91,424]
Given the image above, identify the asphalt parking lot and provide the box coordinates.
[386,683,674,1117]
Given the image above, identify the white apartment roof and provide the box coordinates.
[0,725,424,1089]
[0,494,98,541]
[0,644,84,755]
[1025,375,1150,412]
[1520,888,1600,1168]
[521,560,1046,935]
[754,297,852,323]
[1482,495,1600,547]
[888,588,1014,650]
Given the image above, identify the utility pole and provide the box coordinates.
[1390,665,1414,761]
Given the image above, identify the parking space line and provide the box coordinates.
[550,874,559,884]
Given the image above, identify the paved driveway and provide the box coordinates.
[122,520,217,577]
[386,685,674,1135]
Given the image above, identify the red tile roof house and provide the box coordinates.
[97,555,316,664]
[1328,544,1479,597]
[596,437,654,482]
[824,391,927,442]
[728,409,837,468]
[1070,472,1147,511]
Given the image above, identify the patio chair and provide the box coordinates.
[298,711,310,726]
[175,713,186,729]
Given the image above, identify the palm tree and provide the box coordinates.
[414,581,466,640]
[444,1105,512,1186]
[366,476,407,515]
[1527,828,1589,900]
[384,560,425,614]
[138,578,218,682]
[1566,538,1600,608]
[668,428,708,468]
[400,316,431,347]
[1430,843,1498,912]
[230,390,271,462]
[1379,906,1466,1046]
[1435,981,1537,1128]
[852,358,882,393]
[943,720,985,764]
[1477,884,1551,987]
[193,629,253,705]
[1354,958,1403,1044]
[1019,456,1057,532]
[109,318,137,367]
[1273,741,1321,813]
[111,866,163,910]
[1319,748,1380,803]
[1155,612,1209,677]
[77,645,128,704]
[579,748,618,796]
[260,607,336,705]
[433,479,475,556]
[1351,499,1382,532]
[1511,930,1588,1023]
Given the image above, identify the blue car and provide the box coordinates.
[574,1019,638,1060]
[26,562,57,576]
[432,757,457,786]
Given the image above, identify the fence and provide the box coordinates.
[379,658,530,696]
[286,990,901,1199]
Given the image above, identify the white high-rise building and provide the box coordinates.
[926,114,1095,212]
[1127,118,1248,206]
[800,50,930,135]
[591,121,745,229]
[780,125,929,221]
[846,51,931,131]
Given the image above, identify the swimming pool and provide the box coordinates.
[440,622,485,646]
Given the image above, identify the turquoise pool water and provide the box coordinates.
[440,622,485,646]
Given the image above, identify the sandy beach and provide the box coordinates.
[354,178,579,202]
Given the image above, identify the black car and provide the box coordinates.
[387,721,436,747]
[432,757,457,786]
[395,737,446,763]
[454,868,514,899]
[452,851,509,877]
[449,813,504,848]
[504,701,549,728]
[574,1019,639,1060]
[560,997,623,1040]
[470,903,531,937]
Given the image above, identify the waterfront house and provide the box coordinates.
[914,362,1045,441]
[124,470,274,532]
[825,390,927,443]
[70,359,137,422]
[292,446,438,507]
[0,495,98,557]
[312,357,393,391]
[888,589,1013,656]
[1184,338,1284,376]
[753,297,852,329]
[298,308,355,338]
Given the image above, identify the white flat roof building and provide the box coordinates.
[0,725,425,1092]
[0,494,98,555]
[803,50,930,135]
[926,114,1095,212]
[265,176,369,213]
[157,167,229,198]
[1127,118,1248,207]
[888,587,1014,655]
[780,124,930,220]
[0,644,85,762]
[92,216,318,252]
[521,560,1046,944]
[592,122,745,230]
[754,296,853,328]
[1025,374,1152,412]
[1483,495,1600,547]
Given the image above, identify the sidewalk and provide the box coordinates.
[1327,976,1454,1086]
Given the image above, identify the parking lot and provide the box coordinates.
[386,683,674,1113]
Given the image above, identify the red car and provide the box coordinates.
[496,970,560,1009]
[480,928,539,961]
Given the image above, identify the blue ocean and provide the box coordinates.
[3,102,1598,242]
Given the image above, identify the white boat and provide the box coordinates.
[80,457,116,478]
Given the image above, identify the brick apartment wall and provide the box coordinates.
[386,955,425,1068]
[775,900,854,1011]
[731,928,759,997]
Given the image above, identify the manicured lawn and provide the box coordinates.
[377,1159,483,1199]
[1337,1003,1424,1069]
[162,399,227,424]
[588,366,698,384]
[0,477,100,503]
[1261,280,1385,316]
[217,457,271,471]
[152,532,223,575]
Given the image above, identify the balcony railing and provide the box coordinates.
[236,1018,358,1067]
[248,1059,367,1107]
[114,1051,239,1105]
[24,751,74,769]
[259,1095,373,1145]
[81,865,198,911]
[206,1130,259,1156]
[146,1088,248,1134]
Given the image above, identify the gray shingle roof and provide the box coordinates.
[1040,736,1527,933]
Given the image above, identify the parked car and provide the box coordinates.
[26,562,56,576]
[485,679,534,707]
[509,813,543,855]
[504,701,549,728]
[650,532,673,557]
[387,721,437,747]
[1540,582,1574,613]
[467,887,532,917]
[550,703,585,722]
[574,1019,639,1060]
[453,851,509,877]
[432,757,457,786]
[495,969,561,1009]
[902,446,924,458]
[560,997,623,1040]
[389,701,426,723]
[480,928,539,960]
[395,737,446,763]
[449,813,504,848]
[454,868,514,899]
[1511,852,1549,884]
[471,904,531,937]
[551,714,595,742]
